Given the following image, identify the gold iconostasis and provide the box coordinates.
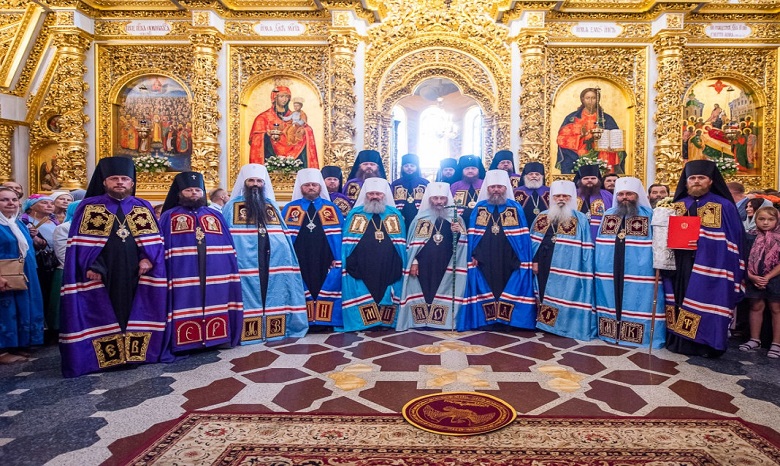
[0,1,777,198]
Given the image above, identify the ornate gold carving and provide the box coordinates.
[45,30,92,190]
[0,122,15,183]
[653,145,683,187]
[329,29,358,175]
[518,31,547,166]
[652,33,687,188]
[193,11,210,27]
[55,11,75,27]
[0,1,30,8]
[9,12,54,97]
[0,6,41,89]
[366,1,510,64]
[546,46,646,181]
[189,32,223,189]
[665,14,684,30]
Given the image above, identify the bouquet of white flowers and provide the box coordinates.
[266,156,303,175]
[709,155,738,176]
[134,154,171,173]
[572,152,608,175]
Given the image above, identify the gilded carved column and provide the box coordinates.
[51,29,90,190]
[517,31,548,165]
[0,122,14,183]
[652,32,688,186]
[328,28,359,175]
[189,32,222,189]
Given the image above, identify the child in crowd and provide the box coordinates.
[741,205,780,358]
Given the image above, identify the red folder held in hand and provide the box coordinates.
[667,216,700,250]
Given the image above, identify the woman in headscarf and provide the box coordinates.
[48,201,81,343]
[743,197,765,233]
[0,186,44,364]
[20,194,59,340]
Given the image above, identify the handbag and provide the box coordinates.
[35,247,59,273]
[0,256,28,291]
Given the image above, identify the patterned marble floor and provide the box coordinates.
[1,328,779,466]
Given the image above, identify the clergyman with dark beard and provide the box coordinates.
[594,177,666,349]
[342,149,386,206]
[574,164,613,240]
[159,172,243,353]
[222,164,308,345]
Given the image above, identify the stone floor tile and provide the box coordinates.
[467,352,536,372]
[229,350,280,373]
[273,378,331,411]
[273,344,330,355]
[381,332,445,348]
[373,352,440,371]
[458,332,522,349]
[557,352,607,375]
[669,380,739,413]
[303,352,352,373]
[602,370,670,385]
[348,341,402,360]
[503,341,559,360]
[627,353,680,375]
[585,380,647,414]
[489,382,560,413]
[323,333,363,348]
[360,381,438,412]
[181,378,246,411]
[243,368,309,384]
[538,333,580,349]
[541,398,613,417]
[575,345,631,356]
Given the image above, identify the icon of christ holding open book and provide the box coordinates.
[556,87,627,174]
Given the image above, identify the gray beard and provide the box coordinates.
[615,201,639,218]
[431,206,449,220]
[363,199,386,214]
[547,203,574,224]
[487,193,506,205]
[524,178,543,190]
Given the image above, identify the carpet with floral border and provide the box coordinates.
[127,412,780,465]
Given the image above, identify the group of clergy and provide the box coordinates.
[57,152,743,377]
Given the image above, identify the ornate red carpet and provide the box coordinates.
[128,413,780,465]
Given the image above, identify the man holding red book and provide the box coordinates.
[663,160,744,357]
